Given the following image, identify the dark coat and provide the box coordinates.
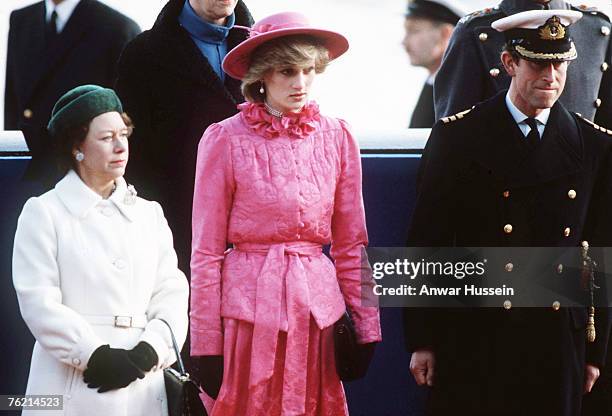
[4,0,140,181]
[114,0,253,274]
[433,0,612,126]
[409,82,435,128]
[405,91,612,416]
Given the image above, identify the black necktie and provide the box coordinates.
[524,118,540,148]
[46,10,58,44]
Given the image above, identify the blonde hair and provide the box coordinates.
[241,35,331,103]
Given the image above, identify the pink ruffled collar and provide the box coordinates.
[238,101,320,139]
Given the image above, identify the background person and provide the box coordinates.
[402,0,465,128]
[190,12,381,415]
[115,0,253,278]
[5,0,140,186]
[12,85,188,416]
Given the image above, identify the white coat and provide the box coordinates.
[12,170,189,416]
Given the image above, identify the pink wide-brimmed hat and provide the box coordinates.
[222,12,349,80]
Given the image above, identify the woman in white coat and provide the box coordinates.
[12,85,189,416]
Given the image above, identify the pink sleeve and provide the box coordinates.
[330,120,382,344]
[190,123,235,356]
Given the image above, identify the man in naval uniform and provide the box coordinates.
[433,0,611,127]
[402,0,465,128]
[405,11,611,416]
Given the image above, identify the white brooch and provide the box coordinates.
[124,184,137,205]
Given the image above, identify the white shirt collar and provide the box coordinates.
[505,92,550,137]
[45,0,80,33]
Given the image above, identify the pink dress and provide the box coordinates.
[190,101,382,415]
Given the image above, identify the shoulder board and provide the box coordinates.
[572,4,611,21]
[441,107,474,124]
[458,7,500,25]
[575,113,612,136]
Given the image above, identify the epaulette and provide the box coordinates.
[573,4,611,22]
[441,107,474,124]
[575,113,612,136]
[458,6,499,25]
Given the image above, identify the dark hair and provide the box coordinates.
[53,112,134,175]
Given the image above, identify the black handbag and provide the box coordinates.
[333,311,374,382]
[159,319,208,416]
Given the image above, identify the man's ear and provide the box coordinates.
[501,51,517,77]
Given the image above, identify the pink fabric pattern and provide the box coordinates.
[190,101,382,415]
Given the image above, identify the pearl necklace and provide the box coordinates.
[264,101,283,118]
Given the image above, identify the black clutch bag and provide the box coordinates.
[333,311,374,382]
[159,319,208,416]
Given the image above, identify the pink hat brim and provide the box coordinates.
[222,27,349,80]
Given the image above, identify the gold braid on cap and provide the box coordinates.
[514,42,577,61]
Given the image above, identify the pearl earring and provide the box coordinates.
[75,151,84,162]
[259,82,265,94]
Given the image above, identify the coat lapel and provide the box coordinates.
[20,1,47,103]
[525,103,582,184]
[469,93,582,188]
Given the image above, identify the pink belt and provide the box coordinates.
[233,241,323,415]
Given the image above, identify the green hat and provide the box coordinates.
[47,85,123,136]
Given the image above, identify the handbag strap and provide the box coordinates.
[158,318,187,376]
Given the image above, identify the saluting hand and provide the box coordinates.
[410,348,435,387]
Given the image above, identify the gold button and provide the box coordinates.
[23,109,33,119]
[504,224,513,234]
[503,190,510,198]
[568,189,576,199]
[564,227,571,237]
[489,68,500,77]
[595,98,602,108]
[505,263,514,272]
[602,62,609,72]
[557,264,564,274]
[552,301,561,311]
[479,32,488,42]
[602,26,610,36]
[503,300,512,310]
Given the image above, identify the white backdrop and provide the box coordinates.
[1,0,610,130]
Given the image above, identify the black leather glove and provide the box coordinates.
[83,345,145,393]
[191,355,224,399]
[128,341,158,372]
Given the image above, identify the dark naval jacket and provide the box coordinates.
[434,0,612,126]
[405,91,612,416]
[115,0,253,274]
[4,0,140,182]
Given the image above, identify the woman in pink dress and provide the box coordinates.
[190,12,382,415]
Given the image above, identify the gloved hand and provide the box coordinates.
[191,355,224,399]
[83,345,145,393]
[128,341,158,372]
